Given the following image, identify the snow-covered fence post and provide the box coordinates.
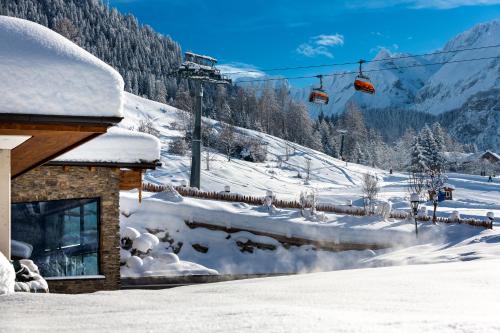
[263,190,276,214]
[305,157,312,184]
[486,212,494,229]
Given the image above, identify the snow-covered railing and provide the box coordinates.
[142,183,493,229]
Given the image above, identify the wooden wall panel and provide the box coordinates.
[119,169,142,190]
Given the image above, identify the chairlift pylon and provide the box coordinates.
[308,75,329,104]
[354,60,375,94]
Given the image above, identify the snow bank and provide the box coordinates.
[0,251,14,295]
[54,127,160,164]
[0,16,123,117]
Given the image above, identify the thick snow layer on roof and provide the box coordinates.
[0,16,123,117]
[54,127,160,164]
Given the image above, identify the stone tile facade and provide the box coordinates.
[11,166,121,294]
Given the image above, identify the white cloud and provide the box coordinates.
[218,63,266,80]
[296,44,334,58]
[296,33,344,58]
[313,34,345,46]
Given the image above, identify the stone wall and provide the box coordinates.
[11,166,121,294]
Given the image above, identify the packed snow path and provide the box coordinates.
[1,259,499,332]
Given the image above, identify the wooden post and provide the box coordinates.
[138,169,143,204]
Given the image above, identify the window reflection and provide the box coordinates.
[12,198,100,278]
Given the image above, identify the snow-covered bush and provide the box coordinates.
[0,251,15,295]
[361,173,380,215]
[137,119,160,138]
[417,207,428,218]
[121,227,140,250]
[237,137,267,163]
[262,190,277,214]
[300,189,321,219]
[449,211,461,222]
[168,137,188,156]
[374,200,392,219]
[132,233,159,255]
[120,248,131,264]
[126,256,143,272]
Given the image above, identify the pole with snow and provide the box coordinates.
[410,193,420,237]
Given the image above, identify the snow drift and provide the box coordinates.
[0,251,15,295]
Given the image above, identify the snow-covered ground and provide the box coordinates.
[2,259,500,333]
[117,92,500,276]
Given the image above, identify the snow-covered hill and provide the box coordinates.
[117,92,500,276]
[119,92,500,219]
[119,92,382,203]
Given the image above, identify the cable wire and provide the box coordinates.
[221,44,500,75]
[235,55,500,84]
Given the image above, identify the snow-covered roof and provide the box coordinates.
[482,150,500,161]
[53,127,160,165]
[0,16,123,118]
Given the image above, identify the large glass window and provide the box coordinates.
[12,198,100,278]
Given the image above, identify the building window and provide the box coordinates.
[12,198,100,278]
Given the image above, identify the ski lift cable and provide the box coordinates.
[235,55,500,84]
[221,44,500,75]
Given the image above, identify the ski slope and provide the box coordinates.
[116,93,500,277]
[119,92,500,221]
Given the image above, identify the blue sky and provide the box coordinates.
[109,0,500,86]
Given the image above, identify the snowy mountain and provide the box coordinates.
[294,20,500,150]
[297,19,499,117]
[414,20,500,114]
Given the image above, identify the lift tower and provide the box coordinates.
[175,52,231,189]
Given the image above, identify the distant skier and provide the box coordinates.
[488,175,493,182]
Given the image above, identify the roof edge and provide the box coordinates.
[0,114,123,126]
[46,160,161,170]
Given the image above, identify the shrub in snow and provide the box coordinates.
[162,253,180,264]
[0,251,15,295]
[375,201,392,219]
[132,236,154,255]
[13,260,49,293]
[449,211,461,222]
[141,233,160,248]
[417,207,428,218]
[126,256,143,272]
[142,256,155,269]
[168,137,188,156]
[262,190,277,214]
[122,227,141,241]
[300,189,318,218]
[361,173,380,215]
[121,227,141,250]
[236,137,267,163]
[120,248,131,265]
[137,119,160,138]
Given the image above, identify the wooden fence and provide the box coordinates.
[142,183,493,229]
